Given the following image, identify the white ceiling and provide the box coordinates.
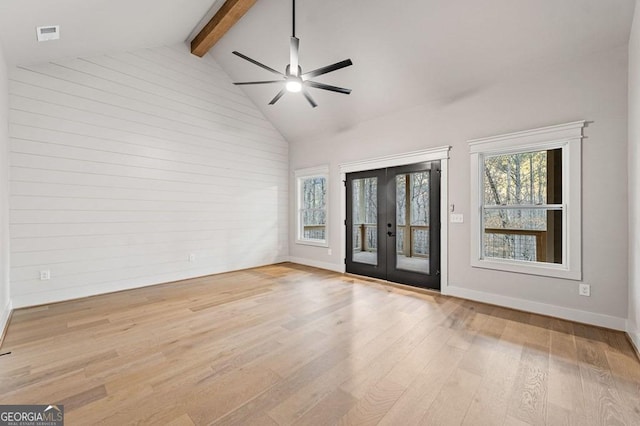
[0,0,636,145]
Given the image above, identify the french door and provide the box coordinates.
[345,161,441,289]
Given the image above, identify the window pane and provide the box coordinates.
[483,208,562,264]
[352,177,377,265]
[484,208,547,231]
[482,148,563,264]
[300,176,326,241]
[410,172,430,226]
[484,149,562,206]
[395,172,430,273]
[396,175,406,226]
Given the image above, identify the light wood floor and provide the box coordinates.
[1,263,639,425]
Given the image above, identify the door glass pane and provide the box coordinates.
[352,177,378,265]
[395,172,430,273]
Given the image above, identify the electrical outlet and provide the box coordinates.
[189,253,196,262]
[579,284,590,297]
[40,270,51,280]
[327,249,332,255]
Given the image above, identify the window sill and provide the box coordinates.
[471,257,581,280]
[295,239,329,248]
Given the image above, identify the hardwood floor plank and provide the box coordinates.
[293,389,358,426]
[504,414,534,426]
[385,325,454,387]
[64,382,155,425]
[338,314,440,399]
[506,345,550,425]
[185,366,282,425]
[377,343,466,425]
[0,349,119,395]
[462,344,521,426]
[0,369,101,407]
[546,402,572,426]
[58,384,107,412]
[165,413,196,426]
[547,330,588,425]
[421,367,482,425]
[576,335,630,425]
[605,349,640,421]
[336,378,405,426]
[213,344,358,425]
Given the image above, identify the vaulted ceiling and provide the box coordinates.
[0,0,219,66]
[0,0,636,144]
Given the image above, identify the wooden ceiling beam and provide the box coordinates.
[190,0,257,57]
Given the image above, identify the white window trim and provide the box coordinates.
[295,165,329,247]
[469,121,585,280]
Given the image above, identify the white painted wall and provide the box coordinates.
[628,0,640,351]
[290,46,629,329]
[8,44,289,308]
[0,39,11,335]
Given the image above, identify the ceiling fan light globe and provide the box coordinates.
[286,80,302,93]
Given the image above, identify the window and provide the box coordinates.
[295,166,329,246]
[469,121,585,280]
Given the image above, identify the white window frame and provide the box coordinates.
[295,165,329,247]
[469,121,585,280]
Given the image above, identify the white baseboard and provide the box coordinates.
[12,281,159,309]
[445,285,627,331]
[12,257,292,309]
[627,321,640,356]
[0,299,13,348]
[629,331,640,356]
[286,260,627,331]
[288,257,345,273]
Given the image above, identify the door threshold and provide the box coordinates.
[344,273,441,296]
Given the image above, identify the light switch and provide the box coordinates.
[450,214,464,223]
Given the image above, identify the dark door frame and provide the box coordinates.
[339,147,450,292]
[345,162,441,289]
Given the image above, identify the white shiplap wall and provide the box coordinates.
[8,44,289,308]
[0,41,11,333]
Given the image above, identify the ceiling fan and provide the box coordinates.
[232,0,353,108]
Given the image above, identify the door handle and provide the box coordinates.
[387,231,395,237]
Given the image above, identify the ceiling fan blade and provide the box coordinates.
[232,51,283,76]
[305,80,352,95]
[290,37,300,76]
[302,89,318,108]
[234,80,284,86]
[269,89,286,105]
[302,59,353,79]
